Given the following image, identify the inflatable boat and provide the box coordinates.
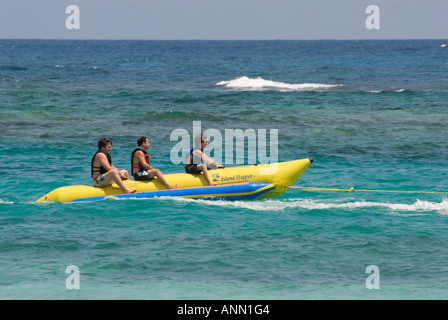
[36,158,313,202]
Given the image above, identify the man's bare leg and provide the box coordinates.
[103,171,137,194]
[199,164,218,186]
[148,169,177,189]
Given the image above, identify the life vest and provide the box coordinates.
[91,150,112,178]
[187,148,203,165]
[131,147,151,173]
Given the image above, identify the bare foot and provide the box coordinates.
[209,183,218,186]
[125,189,137,194]
[167,184,178,189]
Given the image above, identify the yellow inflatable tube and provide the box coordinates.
[37,158,313,202]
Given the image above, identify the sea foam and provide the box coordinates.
[0,198,14,205]
[173,197,448,215]
[216,76,343,91]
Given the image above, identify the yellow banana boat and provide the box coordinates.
[36,158,313,202]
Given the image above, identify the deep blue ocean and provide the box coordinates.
[1,39,448,299]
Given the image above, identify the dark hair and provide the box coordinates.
[193,133,207,148]
[194,134,207,148]
[137,136,148,146]
[98,137,111,150]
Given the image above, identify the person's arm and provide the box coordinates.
[136,150,153,170]
[201,152,223,168]
[112,165,126,178]
[98,154,125,178]
[97,153,114,171]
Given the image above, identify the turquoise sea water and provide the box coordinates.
[1,40,448,299]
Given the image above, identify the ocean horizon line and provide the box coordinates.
[0,38,447,42]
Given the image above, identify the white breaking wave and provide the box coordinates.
[173,197,448,215]
[216,76,343,91]
[0,198,14,204]
[368,89,407,93]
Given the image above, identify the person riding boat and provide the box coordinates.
[185,134,223,186]
[131,136,177,189]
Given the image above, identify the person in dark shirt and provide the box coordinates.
[91,137,136,194]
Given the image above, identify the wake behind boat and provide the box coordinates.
[36,158,313,202]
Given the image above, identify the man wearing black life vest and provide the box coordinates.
[91,138,137,194]
[131,136,177,189]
